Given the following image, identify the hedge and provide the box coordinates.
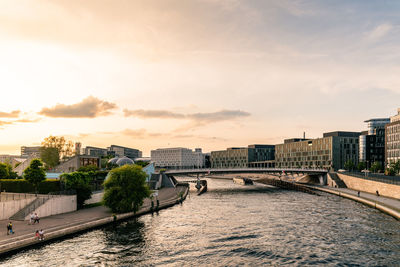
[0,179,61,194]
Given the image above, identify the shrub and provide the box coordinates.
[0,179,61,193]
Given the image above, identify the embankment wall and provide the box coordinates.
[24,195,77,220]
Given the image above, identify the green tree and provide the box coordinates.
[61,172,92,208]
[77,164,99,172]
[103,165,150,213]
[23,159,46,192]
[0,163,9,178]
[370,161,383,173]
[357,161,366,172]
[41,135,75,163]
[390,161,400,174]
[40,147,60,169]
[344,160,355,171]
[135,161,149,168]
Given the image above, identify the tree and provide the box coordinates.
[357,161,366,172]
[77,164,99,172]
[390,161,400,174]
[135,161,149,168]
[61,172,92,208]
[24,159,46,192]
[103,165,150,213]
[344,160,355,171]
[370,161,383,173]
[0,163,9,178]
[40,147,60,169]
[41,135,75,162]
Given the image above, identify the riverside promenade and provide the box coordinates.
[0,185,189,255]
[308,185,400,220]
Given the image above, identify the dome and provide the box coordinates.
[108,157,119,165]
[116,157,134,166]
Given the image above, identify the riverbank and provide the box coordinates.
[307,185,400,220]
[0,185,189,256]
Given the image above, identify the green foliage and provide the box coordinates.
[101,158,108,169]
[0,162,18,179]
[77,164,99,172]
[0,179,61,193]
[370,161,383,173]
[135,161,149,168]
[40,147,60,169]
[23,159,46,192]
[41,135,75,160]
[385,168,396,176]
[61,172,92,208]
[103,165,150,213]
[357,161,366,172]
[106,162,119,170]
[389,161,400,174]
[344,160,355,171]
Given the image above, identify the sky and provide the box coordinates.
[0,0,399,156]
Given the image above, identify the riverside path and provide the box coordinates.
[0,185,189,255]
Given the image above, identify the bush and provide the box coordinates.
[61,172,92,208]
[0,179,61,193]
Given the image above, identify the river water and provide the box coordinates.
[1,179,399,266]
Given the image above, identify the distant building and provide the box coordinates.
[21,146,42,158]
[52,155,100,173]
[275,131,360,171]
[385,108,400,166]
[151,147,205,168]
[107,145,142,159]
[211,145,275,168]
[359,118,390,169]
[84,146,108,157]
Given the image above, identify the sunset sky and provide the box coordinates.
[0,0,399,156]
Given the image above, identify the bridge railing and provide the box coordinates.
[164,167,328,174]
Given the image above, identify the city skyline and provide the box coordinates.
[1,1,400,156]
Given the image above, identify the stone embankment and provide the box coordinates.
[0,185,189,255]
[307,185,400,220]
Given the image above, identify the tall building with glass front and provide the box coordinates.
[385,108,400,166]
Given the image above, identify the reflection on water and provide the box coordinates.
[1,179,399,266]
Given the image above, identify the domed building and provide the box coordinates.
[107,157,119,165]
[116,157,134,166]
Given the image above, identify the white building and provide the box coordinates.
[151,147,205,168]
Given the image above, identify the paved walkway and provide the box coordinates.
[309,185,400,215]
[0,186,187,253]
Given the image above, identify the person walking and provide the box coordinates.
[357,191,360,197]
[7,222,14,235]
[29,213,35,225]
[34,213,40,224]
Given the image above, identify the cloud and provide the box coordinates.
[39,96,117,118]
[123,109,185,119]
[124,109,250,122]
[0,120,13,127]
[0,110,20,118]
[367,23,393,41]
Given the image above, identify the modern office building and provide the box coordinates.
[84,146,108,157]
[359,118,390,168]
[21,146,42,157]
[275,131,360,171]
[385,108,400,166]
[210,145,275,168]
[107,145,142,159]
[151,147,205,168]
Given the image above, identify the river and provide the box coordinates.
[1,178,399,266]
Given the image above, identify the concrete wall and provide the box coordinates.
[25,195,77,220]
[337,173,400,199]
[84,191,104,205]
[0,197,36,220]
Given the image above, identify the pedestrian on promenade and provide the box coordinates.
[34,213,40,224]
[35,230,40,240]
[7,222,14,235]
[29,213,34,225]
[376,190,380,197]
[38,229,44,240]
[357,191,360,197]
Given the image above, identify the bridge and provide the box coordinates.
[165,168,328,176]
[165,168,328,194]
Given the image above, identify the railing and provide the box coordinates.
[341,171,400,185]
[165,167,328,174]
